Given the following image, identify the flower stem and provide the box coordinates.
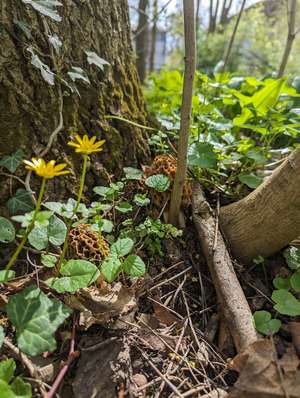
[57,155,88,271]
[6,178,47,272]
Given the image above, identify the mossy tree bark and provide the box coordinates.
[0,0,150,203]
[220,146,300,264]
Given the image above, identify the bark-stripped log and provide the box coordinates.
[192,183,258,352]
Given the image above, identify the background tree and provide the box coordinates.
[135,0,149,82]
[0,0,150,204]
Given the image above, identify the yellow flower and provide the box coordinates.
[23,158,70,179]
[68,134,105,155]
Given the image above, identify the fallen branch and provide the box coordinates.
[192,183,257,352]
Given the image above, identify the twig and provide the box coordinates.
[138,349,184,398]
[150,266,192,291]
[46,315,78,398]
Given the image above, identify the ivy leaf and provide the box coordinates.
[0,326,5,349]
[0,149,24,173]
[272,289,300,316]
[85,51,109,70]
[7,189,34,215]
[283,246,300,270]
[123,255,146,277]
[22,0,62,22]
[0,217,15,243]
[145,174,170,192]
[253,310,281,335]
[48,34,62,54]
[6,285,71,356]
[41,254,57,268]
[47,260,100,293]
[91,219,113,234]
[123,167,143,180]
[115,202,133,213]
[101,255,122,283]
[238,174,263,189]
[48,215,67,246]
[28,226,48,250]
[134,194,150,207]
[13,19,31,39]
[111,238,134,257]
[67,66,90,84]
[27,47,55,85]
[0,358,15,383]
[290,272,300,293]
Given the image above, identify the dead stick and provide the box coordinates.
[192,183,258,352]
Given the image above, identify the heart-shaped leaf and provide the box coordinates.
[284,246,300,270]
[101,255,122,283]
[253,310,281,335]
[47,260,100,293]
[272,289,300,316]
[48,215,67,246]
[111,238,134,257]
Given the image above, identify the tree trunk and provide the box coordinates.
[277,0,298,78]
[219,146,300,264]
[149,0,158,73]
[135,0,149,83]
[0,0,150,204]
[220,0,233,26]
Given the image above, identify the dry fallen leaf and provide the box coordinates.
[65,283,137,329]
[228,339,300,398]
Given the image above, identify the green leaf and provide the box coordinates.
[91,219,113,234]
[0,271,16,283]
[253,311,281,335]
[27,47,55,85]
[290,272,300,293]
[188,142,217,169]
[145,174,170,192]
[115,202,133,213]
[133,194,150,207]
[123,167,143,180]
[48,34,62,54]
[10,377,32,397]
[0,149,24,173]
[238,174,263,189]
[0,326,5,349]
[0,359,15,383]
[85,51,109,70]
[101,255,122,283]
[252,78,286,115]
[13,19,31,39]
[28,226,48,250]
[21,0,62,22]
[41,254,57,268]
[67,66,90,84]
[272,289,300,316]
[123,255,146,277]
[47,260,100,293]
[7,189,34,215]
[6,285,71,356]
[0,217,15,243]
[283,246,300,270]
[48,215,66,246]
[273,276,290,290]
[111,238,134,257]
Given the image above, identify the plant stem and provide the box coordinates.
[57,155,88,270]
[6,178,47,272]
